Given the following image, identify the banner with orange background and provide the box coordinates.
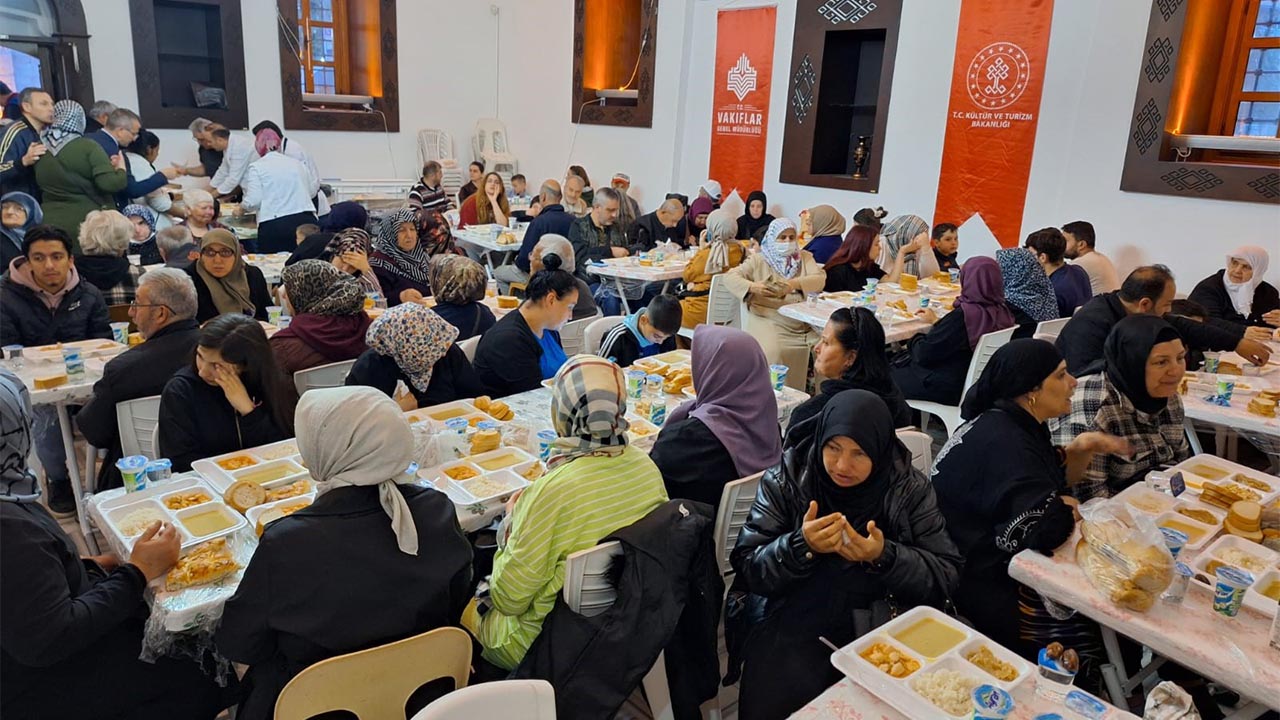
[708,7,776,201]
[934,0,1054,248]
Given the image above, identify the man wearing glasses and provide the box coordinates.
[86,107,180,210]
[77,268,201,491]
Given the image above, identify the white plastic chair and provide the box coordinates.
[705,273,744,329]
[560,312,602,357]
[583,316,625,356]
[459,336,480,363]
[116,395,162,458]
[472,118,518,179]
[412,680,556,720]
[293,359,358,396]
[896,429,933,474]
[712,472,763,578]
[563,542,674,719]
[1032,317,1069,343]
[907,327,1016,438]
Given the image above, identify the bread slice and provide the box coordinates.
[224,481,266,513]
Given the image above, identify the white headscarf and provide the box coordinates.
[295,386,420,555]
[760,218,800,279]
[1223,245,1270,318]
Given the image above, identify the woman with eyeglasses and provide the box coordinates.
[186,228,272,323]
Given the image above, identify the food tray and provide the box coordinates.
[647,349,691,366]
[100,477,243,555]
[1113,484,1178,516]
[1168,455,1279,507]
[244,492,316,534]
[24,338,127,362]
[451,469,529,505]
[1246,568,1280,618]
[1153,509,1219,553]
[830,606,1031,720]
[468,447,536,473]
[625,415,660,442]
[1189,535,1280,616]
[192,447,312,495]
[418,400,479,423]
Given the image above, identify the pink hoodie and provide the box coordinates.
[6,256,81,311]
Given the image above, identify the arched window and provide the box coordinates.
[0,0,95,107]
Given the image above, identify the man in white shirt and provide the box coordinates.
[207,128,257,199]
[239,150,318,253]
[251,120,330,217]
[1062,220,1120,295]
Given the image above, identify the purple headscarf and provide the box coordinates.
[954,256,1016,350]
[666,326,781,477]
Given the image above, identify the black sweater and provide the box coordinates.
[186,263,273,324]
[474,310,544,398]
[823,263,884,294]
[649,417,740,509]
[345,346,484,409]
[158,366,292,472]
[1187,269,1280,331]
[787,376,912,432]
[889,309,975,405]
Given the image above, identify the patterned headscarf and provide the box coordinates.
[415,207,458,257]
[282,259,365,316]
[428,254,485,305]
[703,208,737,275]
[880,215,930,276]
[43,100,85,156]
[0,369,38,503]
[996,247,1059,323]
[760,218,800,279]
[547,355,630,470]
[325,227,371,258]
[122,204,157,240]
[370,207,433,285]
[365,303,458,393]
[254,128,282,156]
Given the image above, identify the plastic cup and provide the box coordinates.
[444,417,469,436]
[1203,352,1221,373]
[1159,527,1188,559]
[806,292,819,306]
[2,345,23,370]
[61,346,85,379]
[1161,561,1192,604]
[109,322,130,345]
[1216,379,1235,402]
[116,455,149,493]
[1212,566,1254,618]
[625,370,646,399]
[864,278,879,292]
[266,306,283,325]
[146,458,172,485]
[126,254,141,266]
[769,364,788,391]
[537,429,557,461]
[971,685,1015,719]
[948,268,960,283]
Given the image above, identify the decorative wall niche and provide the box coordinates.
[572,0,658,128]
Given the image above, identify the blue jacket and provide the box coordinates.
[86,129,167,208]
[516,204,575,273]
[0,120,42,200]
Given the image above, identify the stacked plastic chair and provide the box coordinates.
[417,129,466,207]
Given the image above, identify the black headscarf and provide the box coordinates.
[320,201,368,233]
[1104,315,1182,415]
[811,390,911,529]
[961,339,1063,421]
[0,369,38,503]
[737,190,775,241]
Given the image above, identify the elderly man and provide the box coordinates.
[76,268,201,490]
[0,87,55,199]
[531,234,597,321]
[206,127,257,200]
[178,117,224,178]
[495,179,574,292]
[610,173,641,232]
[156,225,199,268]
[84,100,117,134]
[562,174,588,216]
[629,198,685,254]
[87,108,178,209]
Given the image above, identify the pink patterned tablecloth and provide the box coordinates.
[793,677,1138,719]
[1009,543,1280,709]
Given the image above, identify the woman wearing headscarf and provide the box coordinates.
[728,390,962,718]
[788,307,911,430]
[369,207,433,306]
[122,203,162,265]
[475,355,669,670]
[679,208,747,328]
[996,246,1061,336]
[799,204,846,264]
[185,228,273,322]
[319,200,368,234]
[1,369,230,719]
[124,130,175,231]
[932,340,1129,687]
[1,191,42,269]
[427,254,495,340]
[415,204,460,257]
[324,227,382,297]
[877,214,937,279]
[1188,245,1280,332]
[722,218,826,389]
[270,260,372,375]
[735,190,775,241]
[891,256,1016,404]
[33,100,127,249]
[532,233,598,321]
[650,326,781,507]
[346,302,483,410]
[822,225,884,293]
[217,386,473,720]
[1050,315,1189,501]
[683,196,715,246]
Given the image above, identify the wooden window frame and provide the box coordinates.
[297,0,350,95]
[1204,0,1280,162]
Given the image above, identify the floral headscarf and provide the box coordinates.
[760,218,800,279]
[996,247,1059,323]
[122,204,157,240]
[365,303,458,393]
[880,215,929,276]
[281,259,365,316]
[547,355,629,470]
[427,254,486,305]
[370,207,433,285]
[43,100,85,156]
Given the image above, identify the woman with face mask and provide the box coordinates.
[721,218,826,390]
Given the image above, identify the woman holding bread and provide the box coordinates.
[344,302,483,410]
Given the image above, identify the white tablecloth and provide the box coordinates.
[454,226,525,255]
[243,252,290,285]
[1183,348,1280,450]
[586,257,688,283]
[778,299,934,345]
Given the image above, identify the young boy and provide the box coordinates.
[930,222,960,272]
[599,294,683,369]
[293,223,320,248]
[508,174,530,203]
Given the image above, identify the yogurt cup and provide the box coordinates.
[1063,690,1108,720]
[769,364,788,391]
[145,458,172,485]
[1160,527,1189,559]
[110,322,130,345]
[625,370,646,399]
[116,455,149,493]
[1212,566,1254,618]
[536,429,557,461]
[444,418,469,436]
[61,346,85,378]
[948,268,960,283]
[971,684,1014,719]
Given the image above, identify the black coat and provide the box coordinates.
[1057,291,1243,376]
[157,366,292,472]
[0,502,225,719]
[216,485,473,720]
[628,211,669,254]
[727,430,961,719]
[889,309,974,405]
[787,376,912,432]
[345,346,485,409]
[1187,269,1280,330]
[185,263,273,323]
[512,499,723,720]
[650,417,739,509]
[0,272,112,347]
[76,319,201,490]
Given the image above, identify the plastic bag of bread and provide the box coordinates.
[1076,499,1174,612]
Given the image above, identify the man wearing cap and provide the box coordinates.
[610,173,641,236]
[698,179,722,209]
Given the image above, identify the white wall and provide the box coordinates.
[675,0,1280,286]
